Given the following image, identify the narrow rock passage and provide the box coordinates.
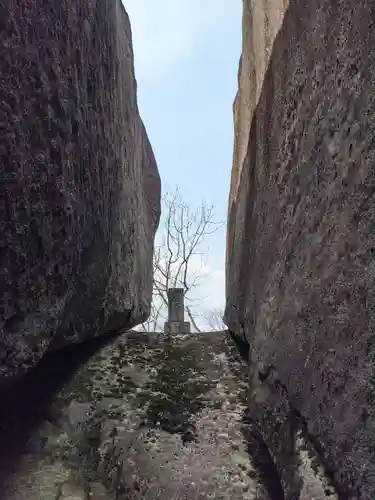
[0,330,337,499]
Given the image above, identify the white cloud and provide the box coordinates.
[186,255,226,315]
[199,265,226,311]
[154,252,225,311]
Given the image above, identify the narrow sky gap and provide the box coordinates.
[124,1,242,319]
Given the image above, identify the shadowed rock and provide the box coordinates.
[0,0,160,385]
[225,0,375,498]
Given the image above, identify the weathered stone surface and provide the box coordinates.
[226,0,289,338]
[163,288,191,334]
[227,0,289,257]
[0,330,338,499]
[225,0,375,498]
[0,0,160,383]
[164,321,191,334]
[167,288,185,323]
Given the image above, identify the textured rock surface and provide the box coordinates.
[0,330,337,499]
[228,0,289,214]
[225,0,375,498]
[0,0,160,383]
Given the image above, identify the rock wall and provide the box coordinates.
[229,0,289,213]
[227,0,289,302]
[225,0,375,497]
[0,0,161,384]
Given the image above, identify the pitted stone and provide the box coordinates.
[164,288,190,334]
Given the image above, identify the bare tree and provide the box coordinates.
[141,188,223,333]
[204,308,226,332]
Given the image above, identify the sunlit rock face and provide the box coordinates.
[0,0,161,384]
[225,0,375,498]
[226,0,289,310]
[228,0,289,217]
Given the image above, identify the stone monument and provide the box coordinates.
[164,288,191,334]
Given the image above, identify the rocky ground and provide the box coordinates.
[0,330,338,499]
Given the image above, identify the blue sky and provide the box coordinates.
[124,1,242,323]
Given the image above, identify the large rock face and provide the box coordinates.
[228,0,289,217]
[0,0,161,384]
[225,0,375,498]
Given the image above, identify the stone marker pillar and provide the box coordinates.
[164,288,191,334]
